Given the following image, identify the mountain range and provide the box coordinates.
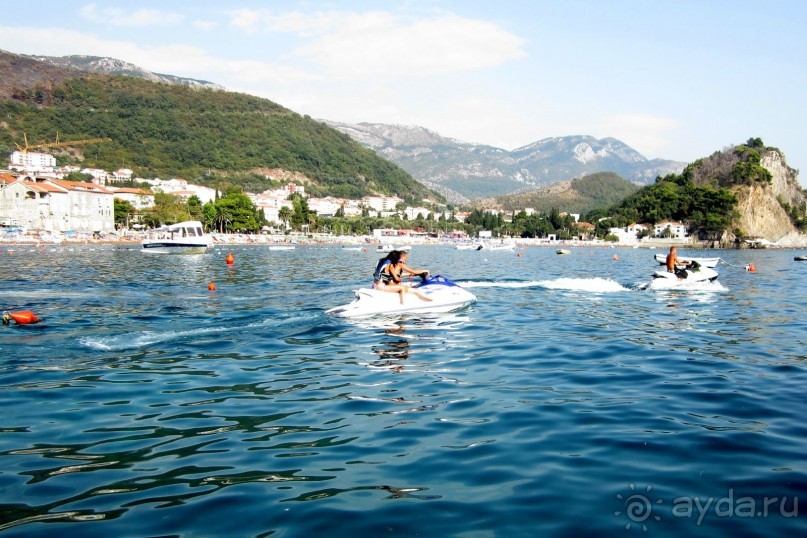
[0,49,432,202]
[4,50,686,203]
[30,54,225,90]
[321,121,686,203]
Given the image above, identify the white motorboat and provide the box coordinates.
[483,240,516,251]
[141,221,211,254]
[326,275,477,318]
[377,244,411,253]
[455,242,484,250]
[268,244,296,251]
[649,261,719,288]
[654,253,719,268]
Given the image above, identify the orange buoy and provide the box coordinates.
[746,263,756,272]
[613,255,619,261]
[225,252,235,265]
[3,310,40,325]
[208,282,216,291]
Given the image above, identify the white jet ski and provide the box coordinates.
[326,275,477,318]
[650,260,719,288]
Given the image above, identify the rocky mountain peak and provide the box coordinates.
[323,121,686,202]
[29,53,224,90]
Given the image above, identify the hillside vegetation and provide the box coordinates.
[586,138,807,240]
[0,72,435,202]
[475,172,641,214]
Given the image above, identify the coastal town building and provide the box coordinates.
[362,195,403,213]
[654,221,688,239]
[403,206,432,220]
[251,192,293,225]
[9,151,57,173]
[0,174,114,233]
[110,168,134,183]
[140,178,217,204]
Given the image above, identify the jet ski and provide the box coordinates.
[326,275,477,318]
[650,260,719,288]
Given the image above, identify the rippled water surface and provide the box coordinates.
[1,244,805,537]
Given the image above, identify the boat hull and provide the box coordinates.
[141,242,209,254]
[654,253,719,268]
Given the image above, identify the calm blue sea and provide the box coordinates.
[1,243,805,537]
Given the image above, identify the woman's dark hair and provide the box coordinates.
[387,250,402,264]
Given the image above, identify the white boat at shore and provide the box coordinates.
[653,253,719,268]
[483,240,516,251]
[141,221,211,254]
[376,244,411,253]
[455,242,484,250]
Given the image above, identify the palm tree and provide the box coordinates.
[214,206,233,233]
[278,206,293,230]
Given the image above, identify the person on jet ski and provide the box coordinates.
[373,250,432,303]
[666,246,691,279]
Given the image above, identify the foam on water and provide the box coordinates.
[460,277,629,292]
[79,312,322,350]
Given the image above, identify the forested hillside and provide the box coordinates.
[586,138,807,242]
[0,61,436,202]
[474,172,641,214]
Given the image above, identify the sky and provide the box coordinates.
[1,0,805,186]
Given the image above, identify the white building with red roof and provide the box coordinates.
[0,175,114,232]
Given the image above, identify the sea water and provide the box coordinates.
[0,244,805,537]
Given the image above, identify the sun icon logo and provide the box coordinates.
[615,483,663,531]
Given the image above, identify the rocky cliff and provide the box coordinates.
[731,150,807,245]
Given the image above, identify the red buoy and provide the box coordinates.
[208,282,216,291]
[3,310,41,325]
[226,252,235,265]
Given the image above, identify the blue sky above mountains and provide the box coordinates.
[1,0,805,186]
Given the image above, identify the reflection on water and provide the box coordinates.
[1,245,806,536]
[370,323,410,373]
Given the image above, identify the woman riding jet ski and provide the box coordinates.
[372,250,432,303]
[326,250,476,318]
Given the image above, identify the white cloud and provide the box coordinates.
[192,20,219,31]
[227,8,263,35]
[224,9,526,77]
[0,27,317,86]
[79,3,184,27]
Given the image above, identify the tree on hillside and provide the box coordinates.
[113,198,135,229]
[289,193,315,230]
[588,171,737,240]
[187,195,204,221]
[141,192,191,227]
[204,192,262,233]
